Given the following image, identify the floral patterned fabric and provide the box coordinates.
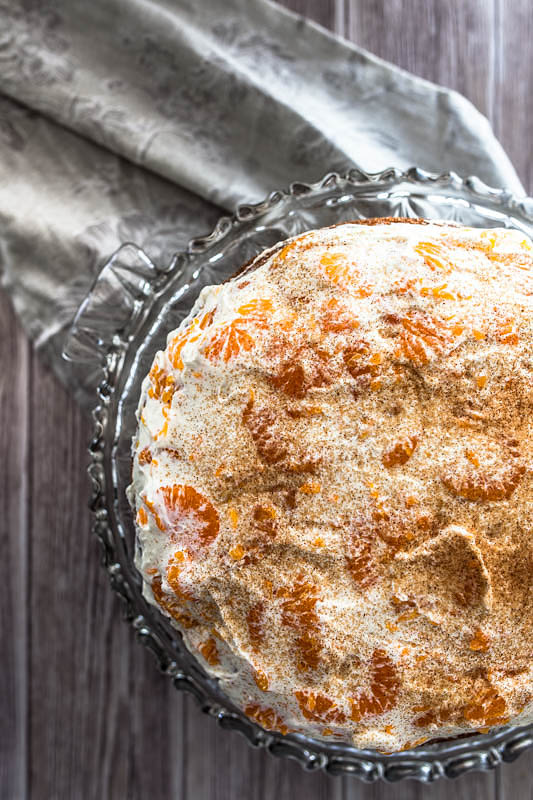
[0,0,523,408]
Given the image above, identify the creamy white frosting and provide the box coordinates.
[130,221,533,751]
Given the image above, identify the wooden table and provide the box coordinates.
[2,1,532,797]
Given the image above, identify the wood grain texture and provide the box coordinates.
[494,0,533,194]
[345,0,495,117]
[343,0,532,195]
[0,293,29,800]
[274,0,336,29]
[25,349,183,800]
[1,1,533,799]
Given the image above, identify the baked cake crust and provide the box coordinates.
[130,219,533,751]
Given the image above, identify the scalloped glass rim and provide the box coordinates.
[64,168,533,783]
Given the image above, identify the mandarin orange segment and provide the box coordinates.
[137,507,148,526]
[245,703,288,735]
[247,601,265,650]
[166,551,192,600]
[343,342,384,389]
[204,321,255,362]
[243,397,288,464]
[382,435,418,468]
[168,331,190,371]
[345,544,375,588]
[228,507,239,529]
[343,341,376,380]
[143,497,165,532]
[320,251,349,283]
[253,668,269,692]
[415,241,454,273]
[203,299,272,363]
[442,455,525,502]
[454,233,533,270]
[463,687,507,726]
[390,310,451,365]
[295,631,322,672]
[159,484,220,545]
[350,649,400,722]
[253,504,277,522]
[270,361,306,398]
[137,447,152,466]
[346,504,417,582]
[319,297,360,333]
[150,575,195,628]
[495,318,519,345]
[465,450,480,467]
[295,691,347,724]
[270,346,334,398]
[299,481,321,494]
[237,298,273,317]
[199,309,216,329]
[414,708,446,728]
[278,242,295,261]
[147,363,175,404]
[199,637,220,667]
[345,521,378,589]
[286,404,323,419]
[320,251,373,295]
[229,544,245,560]
[167,311,214,370]
[274,238,304,263]
[420,283,456,301]
[469,628,490,652]
[278,577,322,672]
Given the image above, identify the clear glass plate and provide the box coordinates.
[63,168,533,782]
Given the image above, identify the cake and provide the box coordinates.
[130,218,533,752]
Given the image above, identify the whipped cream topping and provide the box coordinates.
[130,220,533,751]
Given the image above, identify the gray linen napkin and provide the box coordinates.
[0,0,524,409]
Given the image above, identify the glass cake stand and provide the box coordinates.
[63,168,533,782]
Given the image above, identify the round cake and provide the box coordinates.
[130,219,533,752]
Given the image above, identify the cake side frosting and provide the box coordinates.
[130,220,533,751]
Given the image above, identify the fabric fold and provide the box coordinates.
[0,0,524,409]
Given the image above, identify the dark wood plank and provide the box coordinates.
[497,749,533,800]
[177,702,345,800]
[495,0,533,193]
[346,0,495,120]
[339,768,498,800]
[26,348,180,799]
[275,0,336,29]
[0,293,29,799]
[345,0,532,197]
